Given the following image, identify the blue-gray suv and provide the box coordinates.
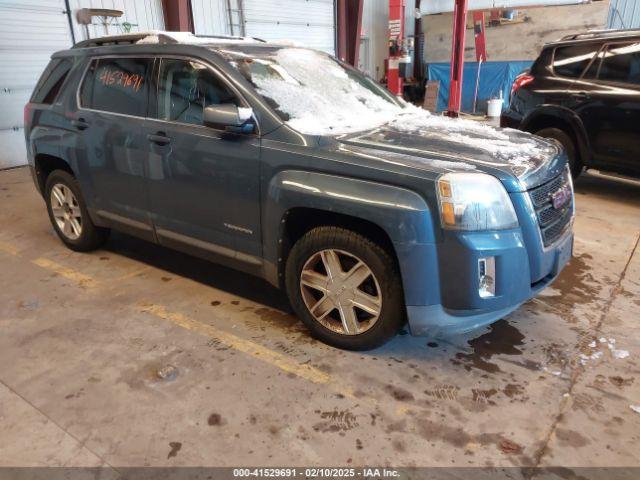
[24,32,575,350]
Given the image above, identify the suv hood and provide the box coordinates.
[335,113,566,192]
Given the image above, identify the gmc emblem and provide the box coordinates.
[551,185,571,210]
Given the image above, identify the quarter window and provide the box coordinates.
[553,44,600,78]
[32,58,73,104]
[79,57,151,116]
[157,58,240,126]
[598,42,640,84]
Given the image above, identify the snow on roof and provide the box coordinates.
[135,30,259,45]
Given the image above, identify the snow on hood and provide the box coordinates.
[241,48,555,178]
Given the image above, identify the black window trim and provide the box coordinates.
[583,39,640,88]
[152,55,260,136]
[551,42,604,79]
[76,54,157,119]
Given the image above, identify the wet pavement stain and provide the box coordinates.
[392,439,406,452]
[415,417,530,462]
[503,383,525,398]
[167,442,182,459]
[551,253,601,305]
[253,307,299,331]
[208,413,223,426]
[555,428,590,448]
[452,320,525,374]
[609,376,634,388]
[385,384,415,402]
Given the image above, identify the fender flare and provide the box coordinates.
[262,170,440,306]
[521,105,591,165]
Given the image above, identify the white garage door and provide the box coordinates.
[192,0,335,54]
[0,0,73,169]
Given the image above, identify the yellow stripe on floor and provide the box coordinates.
[32,257,97,288]
[140,304,333,386]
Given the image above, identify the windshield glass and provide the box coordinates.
[232,48,407,135]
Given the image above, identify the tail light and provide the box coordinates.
[511,74,534,97]
[24,103,32,130]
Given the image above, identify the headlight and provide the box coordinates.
[436,173,518,231]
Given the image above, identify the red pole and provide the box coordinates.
[161,0,193,32]
[447,0,468,117]
[387,0,405,96]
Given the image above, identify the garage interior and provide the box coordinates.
[1,0,640,477]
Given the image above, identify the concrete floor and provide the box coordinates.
[0,166,639,473]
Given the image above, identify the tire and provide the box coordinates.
[44,169,110,252]
[285,226,405,350]
[535,127,583,179]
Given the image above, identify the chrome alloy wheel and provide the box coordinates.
[50,183,82,240]
[299,249,382,335]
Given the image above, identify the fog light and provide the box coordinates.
[478,257,496,298]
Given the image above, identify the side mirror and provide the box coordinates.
[203,104,255,133]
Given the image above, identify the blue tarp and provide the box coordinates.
[427,61,533,113]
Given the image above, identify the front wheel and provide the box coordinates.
[535,127,583,179]
[285,226,405,350]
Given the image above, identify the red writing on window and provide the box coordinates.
[98,68,144,92]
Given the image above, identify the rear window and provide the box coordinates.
[552,44,601,78]
[79,57,152,117]
[31,58,73,104]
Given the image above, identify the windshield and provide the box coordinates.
[232,48,407,135]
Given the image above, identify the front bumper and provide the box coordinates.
[405,228,573,337]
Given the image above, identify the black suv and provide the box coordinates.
[502,29,640,179]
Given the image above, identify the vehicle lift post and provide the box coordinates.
[447,0,469,117]
[387,0,405,96]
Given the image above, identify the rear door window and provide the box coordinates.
[31,58,73,104]
[598,42,640,85]
[79,57,152,117]
[553,44,601,78]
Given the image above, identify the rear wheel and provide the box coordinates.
[285,226,405,350]
[45,170,110,251]
[535,127,583,179]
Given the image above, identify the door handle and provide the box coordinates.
[147,132,171,145]
[71,118,89,131]
[572,91,591,101]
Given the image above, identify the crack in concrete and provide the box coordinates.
[0,377,118,472]
[527,231,640,475]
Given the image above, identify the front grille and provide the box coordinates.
[528,169,573,247]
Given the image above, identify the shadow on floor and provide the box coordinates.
[103,231,291,313]
[574,171,640,208]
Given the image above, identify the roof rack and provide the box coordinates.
[72,31,265,49]
[73,33,163,48]
[559,28,640,42]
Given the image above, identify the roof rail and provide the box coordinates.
[559,28,640,42]
[72,32,177,48]
[72,31,265,49]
